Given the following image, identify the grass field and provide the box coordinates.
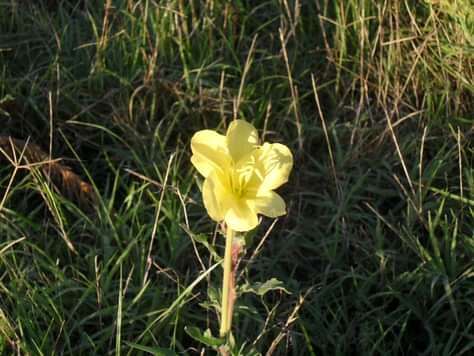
[0,0,473,355]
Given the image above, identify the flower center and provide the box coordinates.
[228,160,257,198]
[227,147,266,199]
[229,170,246,198]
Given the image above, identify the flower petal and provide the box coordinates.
[225,199,259,232]
[251,191,286,218]
[257,143,293,192]
[226,120,259,163]
[202,170,232,222]
[191,130,231,177]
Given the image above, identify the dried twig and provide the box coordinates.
[0,135,97,209]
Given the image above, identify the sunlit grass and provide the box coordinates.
[0,0,472,354]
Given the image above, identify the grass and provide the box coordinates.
[0,0,473,354]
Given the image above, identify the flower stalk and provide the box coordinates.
[220,226,234,337]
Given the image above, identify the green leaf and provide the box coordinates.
[192,233,220,260]
[124,342,178,356]
[240,278,290,296]
[185,326,225,347]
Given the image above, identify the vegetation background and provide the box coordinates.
[0,0,473,354]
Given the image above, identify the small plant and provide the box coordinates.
[190,120,293,348]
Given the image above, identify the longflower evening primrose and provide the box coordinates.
[191,120,293,232]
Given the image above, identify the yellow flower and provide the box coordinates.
[191,120,293,232]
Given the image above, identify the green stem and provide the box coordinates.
[227,239,243,338]
[220,226,234,337]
